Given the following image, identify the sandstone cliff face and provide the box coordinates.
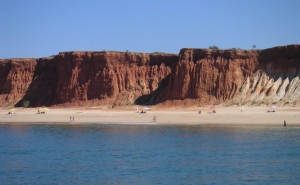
[0,45,299,107]
[155,45,300,106]
[53,51,177,107]
[0,59,37,106]
[0,52,178,107]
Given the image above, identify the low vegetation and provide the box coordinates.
[208,45,219,50]
[229,47,242,50]
[22,100,30,108]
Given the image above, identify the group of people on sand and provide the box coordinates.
[37,110,46,114]
[198,110,216,114]
[206,110,216,114]
[70,116,75,122]
[198,105,217,114]
[140,110,147,114]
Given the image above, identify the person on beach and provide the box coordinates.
[284,120,286,127]
[153,116,157,122]
[70,116,72,122]
[73,116,75,122]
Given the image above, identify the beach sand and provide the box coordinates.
[0,106,299,125]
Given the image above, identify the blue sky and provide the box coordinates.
[1,0,300,58]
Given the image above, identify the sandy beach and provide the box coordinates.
[1,106,300,125]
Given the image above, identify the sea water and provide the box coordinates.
[0,124,300,184]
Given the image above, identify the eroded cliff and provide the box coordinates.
[0,52,178,107]
[155,45,300,106]
[0,45,299,107]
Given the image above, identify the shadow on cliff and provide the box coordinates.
[15,59,59,107]
[256,56,300,84]
[0,61,12,96]
[134,75,170,105]
[257,45,300,81]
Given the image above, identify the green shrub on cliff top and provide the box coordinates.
[151,52,165,54]
[209,45,219,50]
[229,47,242,50]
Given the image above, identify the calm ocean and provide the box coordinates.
[0,123,299,185]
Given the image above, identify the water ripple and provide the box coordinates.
[0,124,299,184]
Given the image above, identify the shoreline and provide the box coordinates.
[1,106,299,126]
[1,122,300,126]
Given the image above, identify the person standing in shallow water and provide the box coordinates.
[284,120,286,126]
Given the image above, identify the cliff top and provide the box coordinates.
[179,44,300,61]
[1,45,299,61]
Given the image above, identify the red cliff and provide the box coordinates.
[0,45,300,107]
[155,45,300,107]
[0,52,178,107]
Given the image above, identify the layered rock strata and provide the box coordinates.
[155,45,300,106]
[0,52,178,107]
[0,45,299,107]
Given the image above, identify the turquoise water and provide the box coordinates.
[1,124,300,184]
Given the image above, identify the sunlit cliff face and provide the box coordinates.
[155,45,300,107]
[0,45,299,107]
